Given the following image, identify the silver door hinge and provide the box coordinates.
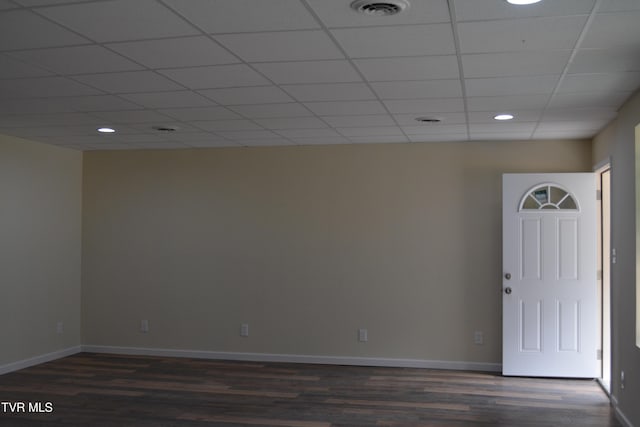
[597,270,603,281]
[597,349,602,361]
[596,190,602,201]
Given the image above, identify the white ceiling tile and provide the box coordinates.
[75,71,184,94]
[0,10,88,50]
[349,136,409,144]
[462,51,572,77]
[383,98,465,114]
[107,37,239,69]
[229,103,312,118]
[321,115,396,128]
[0,76,101,98]
[337,127,404,137]
[132,142,189,149]
[393,112,467,125]
[401,124,468,135]
[0,98,77,114]
[186,140,241,148]
[10,45,143,75]
[91,110,175,124]
[159,65,270,89]
[0,0,17,9]
[0,112,103,127]
[198,86,293,105]
[38,0,199,42]
[306,0,451,27]
[217,130,281,140]
[239,139,295,147]
[304,101,387,116]
[466,94,550,111]
[532,130,596,140]
[548,91,632,109]
[371,80,463,99]
[156,132,225,142]
[283,83,375,102]
[158,106,241,122]
[216,31,343,62]
[275,128,341,138]
[453,0,596,21]
[121,91,215,109]
[465,75,560,97]
[162,0,320,33]
[331,24,455,58]
[541,108,617,122]
[536,121,608,132]
[253,60,361,84]
[294,137,351,145]
[581,12,640,50]
[598,0,640,12]
[469,132,532,141]
[569,48,640,73]
[13,0,89,5]
[468,110,542,123]
[354,56,460,81]
[470,123,537,133]
[0,54,52,78]
[60,95,143,112]
[409,134,468,142]
[256,117,328,130]
[558,72,640,93]
[191,120,262,132]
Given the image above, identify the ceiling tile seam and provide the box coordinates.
[20,5,211,133]
[532,0,605,139]
[157,0,320,147]
[446,0,470,141]
[299,0,412,145]
[455,13,593,25]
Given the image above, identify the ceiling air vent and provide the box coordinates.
[415,117,442,124]
[350,0,410,16]
[152,125,179,132]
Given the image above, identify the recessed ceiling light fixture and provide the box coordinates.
[350,0,410,16]
[506,0,542,5]
[97,127,116,133]
[494,114,515,121]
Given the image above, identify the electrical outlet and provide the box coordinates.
[474,331,484,345]
[358,328,368,342]
[240,323,249,337]
[140,319,149,333]
[56,321,63,335]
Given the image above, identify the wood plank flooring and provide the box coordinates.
[0,353,621,426]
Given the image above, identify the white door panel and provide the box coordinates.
[503,173,598,377]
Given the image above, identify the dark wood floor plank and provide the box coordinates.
[0,353,622,427]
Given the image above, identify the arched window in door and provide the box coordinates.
[519,183,579,211]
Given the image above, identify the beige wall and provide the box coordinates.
[0,135,82,367]
[82,139,591,365]
[593,89,640,427]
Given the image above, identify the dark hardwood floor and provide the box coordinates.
[0,353,621,426]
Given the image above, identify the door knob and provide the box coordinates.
[505,287,512,295]
[505,273,511,280]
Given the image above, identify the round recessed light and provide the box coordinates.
[506,0,542,5]
[97,127,116,133]
[494,114,515,121]
[350,0,410,16]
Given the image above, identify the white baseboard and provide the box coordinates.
[611,395,635,427]
[81,345,502,372]
[0,346,82,376]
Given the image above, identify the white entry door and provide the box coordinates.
[502,173,598,377]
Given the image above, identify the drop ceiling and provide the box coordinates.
[0,0,639,150]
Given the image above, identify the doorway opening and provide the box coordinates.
[597,165,611,393]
